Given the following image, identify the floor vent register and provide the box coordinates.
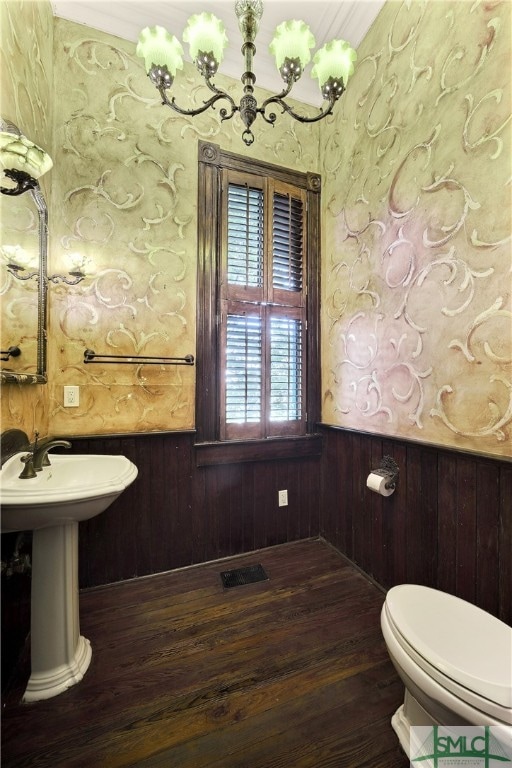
[220,564,268,589]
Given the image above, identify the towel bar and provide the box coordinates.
[83,349,194,366]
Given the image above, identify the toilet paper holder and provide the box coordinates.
[372,456,399,490]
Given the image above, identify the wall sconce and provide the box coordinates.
[0,130,53,197]
[1,127,85,287]
[0,168,39,197]
[5,263,39,282]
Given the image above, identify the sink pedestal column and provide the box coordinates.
[24,521,92,702]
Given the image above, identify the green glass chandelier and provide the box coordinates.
[136,0,357,146]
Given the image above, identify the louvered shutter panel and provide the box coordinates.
[272,192,304,293]
[227,183,264,288]
[270,316,303,422]
[225,314,262,425]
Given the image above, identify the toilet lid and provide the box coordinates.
[386,585,512,709]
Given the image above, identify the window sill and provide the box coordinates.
[195,434,323,467]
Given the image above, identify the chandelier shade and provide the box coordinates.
[136,26,184,81]
[269,20,316,76]
[136,0,357,145]
[183,13,228,73]
[0,132,53,180]
[311,39,357,96]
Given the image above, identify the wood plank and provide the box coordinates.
[320,427,339,546]
[342,432,355,559]
[405,443,423,584]
[370,437,385,584]
[134,672,404,768]
[420,446,438,586]
[241,462,256,553]
[1,540,406,768]
[455,455,477,604]
[352,433,372,570]
[386,439,407,588]
[188,435,207,568]
[499,465,512,625]
[437,452,458,595]
[149,434,170,575]
[476,461,500,616]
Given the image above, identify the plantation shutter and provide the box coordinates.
[227,183,264,288]
[225,313,262,425]
[272,192,303,293]
[220,170,307,440]
[270,316,303,422]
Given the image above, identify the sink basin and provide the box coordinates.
[1,453,138,532]
[0,450,138,702]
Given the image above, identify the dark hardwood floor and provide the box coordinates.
[1,539,409,767]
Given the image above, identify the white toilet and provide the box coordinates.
[381,584,512,757]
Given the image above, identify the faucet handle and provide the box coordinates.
[19,453,37,479]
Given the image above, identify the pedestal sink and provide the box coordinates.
[0,451,138,702]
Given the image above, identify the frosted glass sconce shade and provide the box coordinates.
[136,26,184,79]
[311,39,357,96]
[183,12,228,74]
[0,132,53,180]
[269,20,315,78]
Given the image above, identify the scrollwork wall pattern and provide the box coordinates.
[48,22,198,432]
[46,17,320,435]
[321,0,511,456]
[0,1,53,157]
[0,0,53,436]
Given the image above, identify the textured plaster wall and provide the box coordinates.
[50,19,320,436]
[320,0,511,457]
[0,0,54,437]
[1,13,320,437]
[0,1,53,163]
[3,2,511,457]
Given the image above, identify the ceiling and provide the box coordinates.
[51,0,385,105]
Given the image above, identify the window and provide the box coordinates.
[221,173,307,440]
[196,141,321,460]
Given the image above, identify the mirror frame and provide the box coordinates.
[1,119,48,384]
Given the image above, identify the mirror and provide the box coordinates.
[0,119,48,384]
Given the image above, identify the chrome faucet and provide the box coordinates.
[18,431,72,478]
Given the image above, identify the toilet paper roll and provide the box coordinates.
[366,472,395,497]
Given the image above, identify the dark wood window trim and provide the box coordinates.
[195,141,321,465]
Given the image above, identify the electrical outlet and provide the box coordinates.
[278,489,288,507]
[64,385,80,408]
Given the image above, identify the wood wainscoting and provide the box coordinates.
[71,432,323,588]
[2,426,509,696]
[1,539,408,768]
[319,425,511,625]
[1,431,323,691]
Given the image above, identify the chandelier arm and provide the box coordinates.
[157,82,238,121]
[261,78,294,107]
[258,92,337,126]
